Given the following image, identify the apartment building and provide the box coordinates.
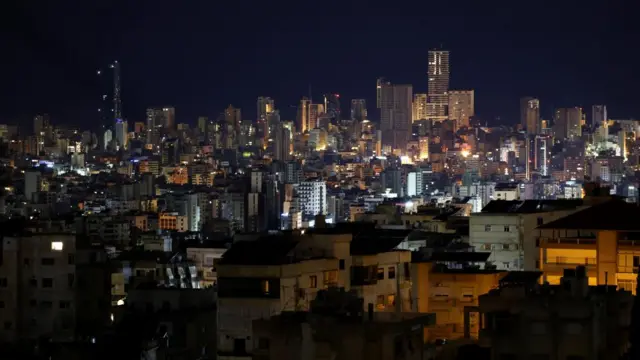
[536,198,640,292]
[412,252,505,342]
[186,243,228,287]
[216,224,412,360]
[469,200,585,270]
[0,233,76,343]
[474,268,632,360]
[252,289,435,360]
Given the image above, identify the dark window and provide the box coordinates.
[377,267,385,280]
[258,338,270,350]
[29,299,37,307]
[41,258,54,266]
[41,301,53,309]
[233,339,246,354]
[3,322,10,330]
[339,259,345,270]
[633,256,640,267]
[68,254,75,265]
[504,226,510,232]
[537,217,543,226]
[0,278,7,287]
[535,239,540,247]
[403,263,411,280]
[394,337,405,357]
[42,278,53,288]
[388,266,396,279]
[68,274,75,288]
[29,278,37,287]
[59,301,71,309]
[0,301,4,308]
[23,258,30,266]
[161,301,171,311]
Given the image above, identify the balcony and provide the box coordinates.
[546,257,596,266]
[617,266,639,274]
[538,237,596,248]
[618,240,640,248]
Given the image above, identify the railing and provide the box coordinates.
[539,237,596,246]
[546,257,596,266]
[618,240,640,247]
[617,266,640,274]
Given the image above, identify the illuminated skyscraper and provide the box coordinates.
[534,135,551,176]
[427,50,450,121]
[554,107,583,140]
[298,97,311,133]
[412,94,428,122]
[146,107,175,144]
[350,99,367,122]
[448,90,475,128]
[308,103,325,130]
[520,97,540,134]
[380,83,413,151]
[115,119,128,150]
[257,97,275,121]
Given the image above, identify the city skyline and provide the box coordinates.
[1,2,639,126]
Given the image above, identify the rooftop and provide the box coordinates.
[537,199,640,231]
[481,199,584,214]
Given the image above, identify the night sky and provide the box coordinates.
[1,0,639,128]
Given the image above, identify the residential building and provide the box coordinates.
[252,289,435,360]
[535,196,640,291]
[412,252,505,341]
[473,268,632,360]
[297,179,327,216]
[469,199,585,270]
[0,233,76,343]
[216,225,413,359]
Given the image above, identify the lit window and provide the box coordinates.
[261,280,270,294]
[51,242,63,251]
[309,275,317,289]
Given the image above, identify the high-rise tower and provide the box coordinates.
[592,105,607,128]
[376,77,389,109]
[350,99,367,122]
[112,61,122,121]
[380,83,413,152]
[97,61,122,130]
[427,50,450,121]
[520,97,540,134]
[298,97,311,133]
